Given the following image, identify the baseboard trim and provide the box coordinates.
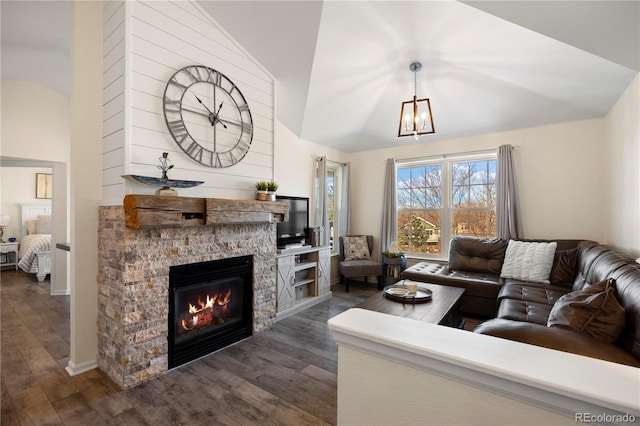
[50,289,70,296]
[66,359,98,376]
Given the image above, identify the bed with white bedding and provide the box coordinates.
[17,204,52,281]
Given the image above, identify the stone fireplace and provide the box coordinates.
[97,196,286,389]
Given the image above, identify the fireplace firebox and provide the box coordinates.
[169,255,253,368]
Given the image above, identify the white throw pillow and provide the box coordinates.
[37,215,52,234]
[25,220,38,235]
[343,236,371,261]
[500,240,557,284]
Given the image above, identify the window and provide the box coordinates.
[450,159,497,240]
[396,155,496,258]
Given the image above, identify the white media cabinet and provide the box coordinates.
[276,245,331,320]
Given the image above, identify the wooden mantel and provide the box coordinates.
[123,194,288,229]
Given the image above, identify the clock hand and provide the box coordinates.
[213,116,228,129]
[182,107,218,126]
[213,101,223,117]
[210,102,228,129]
[181,105,230,130]
[193,94,213,114]
[193,94,216,125]
[180,106,233,133]
[216,117,242,128]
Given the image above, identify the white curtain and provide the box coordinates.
[315,157,329,246]
[338,162,350,237]
[496,145,522,240]
[381,158,397,252]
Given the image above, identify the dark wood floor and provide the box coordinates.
[1,270,483,425]
[1,270,382,425]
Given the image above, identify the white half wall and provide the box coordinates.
[329,309,640,425]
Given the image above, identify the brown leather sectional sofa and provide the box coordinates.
[401,237,640,367]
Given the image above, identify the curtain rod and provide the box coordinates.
[395,146,519,165]
[316,157,347,166]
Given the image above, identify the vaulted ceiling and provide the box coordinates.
[201,1,639,152]
[2,1,638,153]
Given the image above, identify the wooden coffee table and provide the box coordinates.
[354,281,465,328]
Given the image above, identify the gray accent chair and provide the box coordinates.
[338,235,383,292]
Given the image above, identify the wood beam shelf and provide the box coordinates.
[123,194,288,229]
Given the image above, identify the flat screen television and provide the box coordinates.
[276,195,309,248]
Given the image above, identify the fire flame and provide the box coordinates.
[218,289,232,306]
[188,293,218,313]
[179,288,233,333]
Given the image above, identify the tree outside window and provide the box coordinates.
[397,164,442,255]
[396,156,496,258]
[451,159,496,239]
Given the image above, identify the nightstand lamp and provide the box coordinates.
[0,215,10,243]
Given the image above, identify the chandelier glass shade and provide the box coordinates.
[398,62,435,139]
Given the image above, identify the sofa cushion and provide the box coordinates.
[343,236,371,261]
[549,248,578,286]
[547,278,625,343]
[401,261,501,316]
[571,271,588,292]
[474,318,640,367]
[500,240,557,284]
[339,259,382,278]
[497,299,552,325]
[448,237,507,274]
[575,243,640,360]
[498,284,569,306]
[401,262,501,298]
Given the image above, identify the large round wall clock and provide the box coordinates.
[162,65,253,168]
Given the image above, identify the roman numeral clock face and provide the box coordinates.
[163,65,253,168]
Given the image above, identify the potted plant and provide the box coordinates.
[382,242,407,286]
[256,180,278,201]
[265,180,279,201]
[255,181,268,200]
[383,241,405,259]
[382,250,405,259]
[267,180,279,193]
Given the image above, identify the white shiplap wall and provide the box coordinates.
[103,0,128,204]
[101,0,275,205]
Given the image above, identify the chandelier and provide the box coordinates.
[398,62,435,139]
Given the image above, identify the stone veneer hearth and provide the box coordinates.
[97,202,280,389]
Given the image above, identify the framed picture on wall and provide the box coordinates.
[36,173,52,199]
